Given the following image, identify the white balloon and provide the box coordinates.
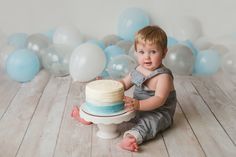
[70,43,106,82]
[53,25,84,49]
[170,16,202,41]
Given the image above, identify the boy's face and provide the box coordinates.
[135,41,167,71]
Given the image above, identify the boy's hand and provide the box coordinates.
[123,96,140,110]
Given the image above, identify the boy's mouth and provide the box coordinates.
[144,62,152,66]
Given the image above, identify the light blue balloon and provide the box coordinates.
[117,8,150,41]
[104,45,126,64]
[6,49,40,82]
[8,33,28,49]
[86,39,105,49]
[99,70,110,79]
[167,36,178,47]
[181,40,199,56]
[194,49,220,75]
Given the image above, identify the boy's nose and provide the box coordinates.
[144,53,150,58]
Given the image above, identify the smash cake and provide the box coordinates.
[83,80,125,115]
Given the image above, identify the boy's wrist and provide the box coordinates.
[134,100,140,110]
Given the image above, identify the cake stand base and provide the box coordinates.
[80,105,135,139]
[97,124,119,139]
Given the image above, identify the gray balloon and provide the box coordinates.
[115,40,132,53]
[26,33,50,60]
[164,44,195,75]
[41,44,72,77]
[102,34,122,47]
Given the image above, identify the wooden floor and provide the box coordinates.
[0,69,236,157]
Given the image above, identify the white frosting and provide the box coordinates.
[86,80,124,103]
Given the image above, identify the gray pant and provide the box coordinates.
[124,92,177,144]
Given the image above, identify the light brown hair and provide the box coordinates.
[134,25,167,52]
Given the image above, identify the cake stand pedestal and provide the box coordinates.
[80,106,135,139]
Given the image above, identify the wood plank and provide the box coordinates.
[0,70,21,118]
[91,125,114,157]
[91,124,132,157]
[16,76,71,157]
[175,78,236,157]
[163,104,206,157]
[1,73,235,157]
[211,72,236,102]
[54,81,93,157]
[191,76,236,145]
[0,70,50,157]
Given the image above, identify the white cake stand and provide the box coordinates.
[80,104,136,139]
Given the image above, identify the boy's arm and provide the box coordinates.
[119,73,133,90]
[138,74,173,111]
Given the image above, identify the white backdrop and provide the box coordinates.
[0,0,235,39]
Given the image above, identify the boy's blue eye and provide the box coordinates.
[138,51,144,54]
[150,50,157,54]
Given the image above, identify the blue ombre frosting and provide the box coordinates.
[84,101,124,115]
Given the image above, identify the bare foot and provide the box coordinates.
[119,135,139,152]
[96,76,102,80]
[71,106,92,125]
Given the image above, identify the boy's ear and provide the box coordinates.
[162,48,168,58]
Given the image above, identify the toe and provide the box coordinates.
[71,106,79,117]
[80,118,92,125]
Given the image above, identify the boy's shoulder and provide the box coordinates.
[153,72,173,81]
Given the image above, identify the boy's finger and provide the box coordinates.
[125,105,135,112]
